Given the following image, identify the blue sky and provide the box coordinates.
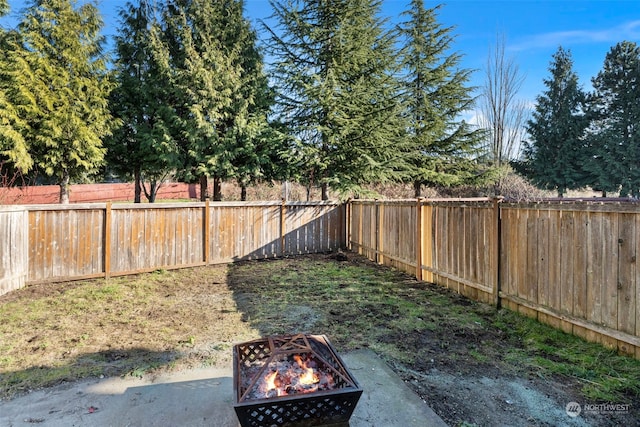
[4,0,640,107]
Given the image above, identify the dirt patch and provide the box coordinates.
[1,253,638,426]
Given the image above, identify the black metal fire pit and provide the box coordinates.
[233,334,362,427]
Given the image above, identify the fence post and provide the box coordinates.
[358,202,363,255]
[204,200,210,264]
[492,197,503,309]
[280,199,286,256]
[346,199,351,250]
[374,200,380,263]
[104,201,111,279]
[378,201,384,265]
[416,198,423,281]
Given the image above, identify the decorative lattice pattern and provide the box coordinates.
[237,394,361,427]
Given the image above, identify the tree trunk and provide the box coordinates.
[306,185,311,201]
[413,181,421,198]
[213,176,222,201]
[321,182,328,200]
[134,167,142,203]
[199,175,209,201]
[241,184,247,201]
[59,172,70,204]
[148,181,157,203]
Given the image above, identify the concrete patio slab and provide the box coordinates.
[0,349,447,427]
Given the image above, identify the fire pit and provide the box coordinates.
[233,334,362,427]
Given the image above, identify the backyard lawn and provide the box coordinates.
[1,253,638,426]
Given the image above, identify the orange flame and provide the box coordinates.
[265,370,277,391]
[294,355,319,386]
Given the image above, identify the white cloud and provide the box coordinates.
[509,20,640,51]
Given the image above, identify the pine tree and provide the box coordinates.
[586,41,640,197]
[521,47,588,197]
[266,0,408,200]
[6,0,114,203]
[108,0,180,203]
[398,0,484,197]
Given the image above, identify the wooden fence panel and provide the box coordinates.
[377,202,416,274]
[350,202,377,261]
[206,202,343,263]
[571,211,588,340]
[109,204,204,274]
[601,212,619,348]
[284,203,342,255]
[499,203,640,355]
[0,207,28,294]
[209,203,281,262]
[618,213,636,355]
[350,199,497,302]
[27,206,104,282]
[586,212,603,342]
[351,199,639,358]
[426,201,496,302]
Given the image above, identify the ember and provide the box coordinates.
[244,352,335,399]
[233,334,362,427]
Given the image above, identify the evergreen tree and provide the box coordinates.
[206,0,276,201]
[586,41,640,197]
[398,0,484,197]
[6,0,114,203]
[266,0,408,200]
[154,0,267,201]
[0,30,32,174]
[520,47,588,197]
[108,0,180,203]
[152,0,236,200]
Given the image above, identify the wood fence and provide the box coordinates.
[348,198,640,359]
[3,197,639,359]
[0,201,344,294]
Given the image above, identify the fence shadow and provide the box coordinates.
[0,348,180,401]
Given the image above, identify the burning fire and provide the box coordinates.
[294,354,319,385]
[258,353,334,398]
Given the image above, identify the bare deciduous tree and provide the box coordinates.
[479,34,528,167]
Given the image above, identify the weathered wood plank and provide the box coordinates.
[583,212,602,344]
[537,210,550,308]
[525,209,538,303]
[500,208,513,299]
[0,209,28,294]
[517,209,530,301]
[573,211,588,321]
[601,212,619,349]
[618,213,636,355]
[559,210,575,333]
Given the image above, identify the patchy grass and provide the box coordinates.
[1,253,639,425]
[227,256,640,405]
[494,311,640,402]
[0,266,258,398]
